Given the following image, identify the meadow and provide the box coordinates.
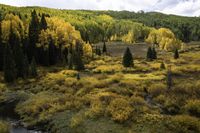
[1,42,200,133]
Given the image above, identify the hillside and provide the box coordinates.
[1,4,200,43]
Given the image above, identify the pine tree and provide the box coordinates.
[160,62,166,70]
[43,48,49,66]
[22,55,29,78]
[40,13,47,30]
[49,37,57,65]
[30,57,37,77]
[102,42,107,54]
[28,10,40,62]
[0,21,4,71]
[167,69,172,89]
[14,43,25,78]
[68,52,73,69]
[152,47,157,59]
[146,47,152,61]
[4,44,16,82]
[68,44,73,69]
[73,51,85,71]
[123,47,133,67]
[76,73,80,80]
[174,49,179,59]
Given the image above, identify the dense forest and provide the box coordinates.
[0,4,200,133]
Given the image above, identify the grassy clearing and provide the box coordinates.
[1,42,200,132]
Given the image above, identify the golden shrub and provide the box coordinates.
[107,98,133,122]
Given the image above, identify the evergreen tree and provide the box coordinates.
[22,55,29,78]
[28,10,40,62]
[3,44,16,82]
[41,48,49,66]
[160,62,166,70]
[174,49,179,59]
[167,69,172,89]
[68,52,73,69]
[30,57,37,77]
[14,43,25,78]
[146,47,153,61]
[40,13,48,30]
[0,21,4,71]
[102,42,107,53]
[76,73,80,80]
[152,47,157,59]
[49,37,57,65]
[122,47,133,67]
[68,44,73,69]
[73,51,85,71]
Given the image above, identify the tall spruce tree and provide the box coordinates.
[167,69,173,89]
[174,49,179,59]
[0,21,4,71]
[152,47,157,59]
[40,13,48,30]
[146,47,153,61]
[73,51,85,71]
[68,44,73,69]
[30,57,37,77]
[102,42,107,54]
[22,55,29,78]
[4,44,16,82]
[49,37,57,65]
[123,47,133,67]
[28,10,40,62]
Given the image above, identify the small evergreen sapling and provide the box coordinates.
[174,49,179,59]
[123,47,133,67]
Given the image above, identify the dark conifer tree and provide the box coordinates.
[4,44,16,82]
[167,69,173,89]
[22,55,29,78]
[102,42,107,53]
[98,48,102,56]
[152,47,157,59]
[0,21,4,71]
[146,47,153,61]
[76,73,80,80]
[68,44,73,69]
[73,51,84,71]
[28,10,40,62]
[40,13,48,30]
[43,48,49,66]
[160,62,166,70]
[123,47,133,67]
[49,37,57,65]
[14,42,25,78]
[174,49,179,59]
[30,57,37,77]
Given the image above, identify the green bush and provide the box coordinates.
[148,83,166,97]
[184,100,200,118]
[165,115,200,133]
[0,121,9,133]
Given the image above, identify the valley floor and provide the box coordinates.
[0,42,200,133]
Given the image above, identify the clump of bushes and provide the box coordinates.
[93,65,122,74]
[0,121,9,133]
[166,115,200,133]
[85,99,104,118]
[148,83,166,97]
[107,98,133,122]
[16,92,80,126]
[184,100,200,118]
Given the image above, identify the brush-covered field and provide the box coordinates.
[0,42,200,133]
